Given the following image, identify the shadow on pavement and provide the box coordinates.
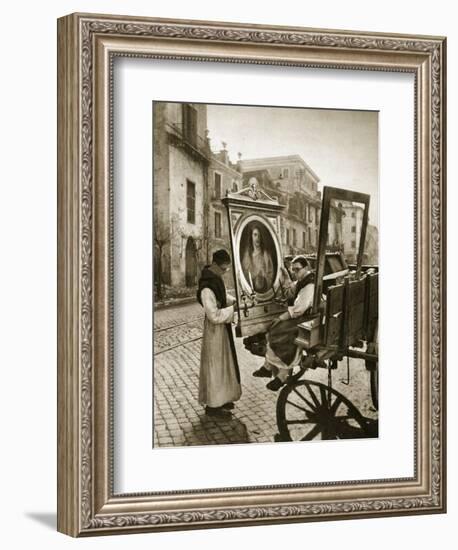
[183,415,250,446]
[330,417,379,439]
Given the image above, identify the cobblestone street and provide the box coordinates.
[153,301,378,448]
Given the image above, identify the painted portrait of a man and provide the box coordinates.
[240,220,277,294]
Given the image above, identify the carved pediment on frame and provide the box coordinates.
[225,178,279,207]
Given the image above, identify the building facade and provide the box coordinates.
[340,201,364,263]
[207,147,243,266]
[238,155,322,257]
[364,224,379,265]
[153,102,211,288]
[327,200,378,265]
[153,102,244,291]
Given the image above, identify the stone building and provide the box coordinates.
[207,145,243,266]
[340,201,365,263]
[238,155,322,257]
[325,200,364,263]
[328,200,378,265]
[326,202,345,252]
[153,102,211,288]
[364,224,379,265]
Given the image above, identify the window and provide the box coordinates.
[286,228,290,245]
[302,231,306,248]
[215,211,222,238]
[308,227,312,244]
[214,172,222,199]
[289,198,297,216]
[182,103,197,146]
[351,240,357,249]
[232,180,238,192]
[351,225,356,233]
[351,211,356,218]
[281,167,289,179]
[292,228,297,246]
[186,180,196,224]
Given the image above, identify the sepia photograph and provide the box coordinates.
[153,101,379,447]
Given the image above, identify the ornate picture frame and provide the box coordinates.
[224,183,286,336]
[57,13,446,536]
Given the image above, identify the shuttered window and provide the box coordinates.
[214,172,222,199]
[215,211,222,238]
[182,103,197,146]
[187,180,196,224]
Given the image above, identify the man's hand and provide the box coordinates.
[270,318,281,330]
[271,312,290,328]
[279,266,291,284]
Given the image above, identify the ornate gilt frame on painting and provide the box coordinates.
[57,12,446,536]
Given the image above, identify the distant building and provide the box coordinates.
[364,224,379,265]
[327,202,346,252]
[238,155,322,256]
[328,200,378,265]
[340,200,365,263]
[207,146,243,285]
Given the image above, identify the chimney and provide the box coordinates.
[218,141,229,165]
[236,152,242,173]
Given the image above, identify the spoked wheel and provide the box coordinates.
[276,380,371,441]
[366,323,379,411]
[369,365,378,410]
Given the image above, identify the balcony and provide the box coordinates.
[166,122,211,164]
[326,243,344,253]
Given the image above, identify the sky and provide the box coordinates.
[207,104,379,227]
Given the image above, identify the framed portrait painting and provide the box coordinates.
[57,13,446,536]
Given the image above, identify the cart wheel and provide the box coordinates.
[366,323,378,411]
[276,380,371,441]
[369,366,378,410]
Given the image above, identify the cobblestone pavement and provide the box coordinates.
[153,301,378,448]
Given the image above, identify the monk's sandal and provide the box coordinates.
[252,366,272,378]
[266,378,285,391]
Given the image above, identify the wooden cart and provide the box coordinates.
[241,186,379,441]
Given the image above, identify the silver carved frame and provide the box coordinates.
[57,13,446,536]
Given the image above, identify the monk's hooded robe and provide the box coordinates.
[197,267,241,408]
